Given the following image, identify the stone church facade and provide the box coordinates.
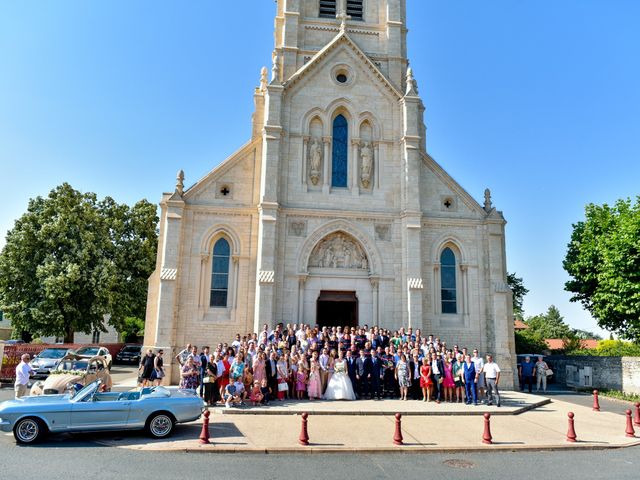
[144,0,517,387]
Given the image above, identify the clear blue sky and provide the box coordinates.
[1,1,639,336]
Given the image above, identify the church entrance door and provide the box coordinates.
[316,291,358,329]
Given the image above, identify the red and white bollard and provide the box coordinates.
[625,409,636,438]
[592,390,600,412]
[299,412,310,446]
[566,412,577,442]
[482,413,493,445]
[634,402,640,427]
[393,413,403,446]
[199,409,211,445]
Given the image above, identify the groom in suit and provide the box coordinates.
[346,350,357,395]
[368,349,383,399]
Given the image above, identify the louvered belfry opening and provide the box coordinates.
[319,1,363,21]
[346,0,363,20]
[319,0,337,18]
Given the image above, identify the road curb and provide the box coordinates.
[121,440,640,454]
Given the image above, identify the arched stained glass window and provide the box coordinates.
[440,247,457,314]
[210,238,230,307]
[331,114,348,187]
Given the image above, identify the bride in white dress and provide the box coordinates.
[323,351,356,400]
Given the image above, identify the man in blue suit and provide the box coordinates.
[368,349,383,399]
[463,354,478,405]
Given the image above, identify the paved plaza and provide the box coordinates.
[91,393,639,453]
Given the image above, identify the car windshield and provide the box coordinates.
[122,346,141,353]
[37,349,68,359]
[56,360,89,371]
[76,347,100,356]
[72,381,100,402]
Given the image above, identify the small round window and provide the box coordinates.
[336,73,348,83]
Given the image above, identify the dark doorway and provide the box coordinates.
[316,291,358,328]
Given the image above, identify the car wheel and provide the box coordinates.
[108,362,113,370]
[146,412,175,439]
[13,417,46,444]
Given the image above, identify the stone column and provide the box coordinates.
[370,277,380,326]
[302,136,309,189]
[254,83,284,331]
[297,275,307,323]
[322,136,331,194]
[351,138,360,196]
[144,194,185,385]
[460,263,470,321]
[374,141,380,189]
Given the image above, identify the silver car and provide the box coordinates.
[0,381,205,444]
[29,348,72,379]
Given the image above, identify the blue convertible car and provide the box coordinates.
[0,381,205,444]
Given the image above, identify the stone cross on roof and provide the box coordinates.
[336,7,351,33]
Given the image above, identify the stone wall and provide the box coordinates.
[546,355,640,395]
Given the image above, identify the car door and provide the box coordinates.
[70,393,132,430]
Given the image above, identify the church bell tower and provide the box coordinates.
[273,0,408,91]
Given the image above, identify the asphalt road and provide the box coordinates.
[2,375,638,479]
[0,443,637,480]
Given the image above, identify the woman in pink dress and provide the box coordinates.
[307,352,323,400]
[252,351,266,386]
[442,358,455,402]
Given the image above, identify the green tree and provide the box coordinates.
[564,197,640,341]
[572,329,602,340]
[525,305,573,339]
[119,316,145,343]
[0,183,158,342]
[507,272,529,319]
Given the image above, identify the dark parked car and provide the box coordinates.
[115,345,142,365]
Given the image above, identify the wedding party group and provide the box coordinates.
[165,324,504,408]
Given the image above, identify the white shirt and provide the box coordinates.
[431,360,441,375]
[472,357,484,373]
[15,361,33,386]
[483,362,501,379]
[319,354,329,371]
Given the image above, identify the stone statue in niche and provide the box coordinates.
[308,232,369,270]
[360,141,373,188]
[309,137,322,185]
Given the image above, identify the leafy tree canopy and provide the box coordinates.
[507,272,529,319]
[564,197,640,342]
[0,183,158,342]
[525,305,573,339]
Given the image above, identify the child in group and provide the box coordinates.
[249,380,263,406]
[259,379,271,405]
[224,378,245,408]
[295,362,307,400]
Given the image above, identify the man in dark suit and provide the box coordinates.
[355,349,368,398]
[409,353,422,400]
[265,351,278,401]
[369,349,383,399]
[345,350,357,396]
[430,353,446,403]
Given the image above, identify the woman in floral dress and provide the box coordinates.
[179,356,199,390]
[395,353,411,401]
[252,351,266,386]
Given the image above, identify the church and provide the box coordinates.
[144,0,517,387]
